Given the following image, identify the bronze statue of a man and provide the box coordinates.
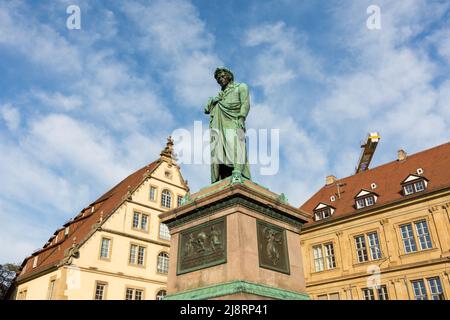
[204,67,251,183]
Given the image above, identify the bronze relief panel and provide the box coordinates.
[177,217,227,275]
[256,220,290,275]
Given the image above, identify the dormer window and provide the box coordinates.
[402,174,428,196]
[313,203,335,221]
[354,190,378,209]
[356,196,375,209]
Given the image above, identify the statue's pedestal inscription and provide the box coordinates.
[160,178,311,300]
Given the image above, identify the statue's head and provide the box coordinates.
[214,67,234,88]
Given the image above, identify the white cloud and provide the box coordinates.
[32,91,83,111]
[244,22,324,94]
[313,0,450,157]
[1,103,20,131]
[122,0,222,107]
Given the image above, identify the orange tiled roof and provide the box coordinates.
[17,160,160,280]
[300,141,450,226]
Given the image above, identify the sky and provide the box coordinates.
[0,0,449,264]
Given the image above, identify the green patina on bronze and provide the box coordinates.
[177,217,227,275]
[166,195,304,230]
[256,220,290,275]
[205,67,251,183]
[164,280,310,300]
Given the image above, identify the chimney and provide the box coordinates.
[397,149,407,161]
[326,175,337,185]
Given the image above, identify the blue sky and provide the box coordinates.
[0,0,449,263]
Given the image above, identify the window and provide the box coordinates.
[377,285,389,300]
[129,244,146,266]
[324,243,336,269]
[362,288,375,300]
[355,195,376,209]
[126,288,144,300]
[355,236,368,262]
[400,220,432,254]
[157,252,169,274]
[159,223,170,240]
[156,290,167,300]
[316,293,340,300]
[411,277,445,300]
[100,238,111,259]
[362,286,389,300]
[403,179,427,195]
[32,256,38,268]
[149,186,157,201]
[313,245,324,272]
[400,224,417,253]
[412,280,427,300]
[314,207,332,221]
[161,190,172,208]
[428,278,444,300]
[367,232,382,260]
[132,212,149,231]
[47,280,55,300]
[141,214,148,231]
[178,195,183,207]
[64,227,70,238]
[133,212,140,229]
[95,282,107,300]
[355,232,382,262]
[312,243,336,272]
[328,292,340,300]
[415,221,432,250]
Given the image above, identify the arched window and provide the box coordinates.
[156,290,167,300]
[161,189,172,208]
[157,252,169,274]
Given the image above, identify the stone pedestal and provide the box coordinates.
[159,177,311,300]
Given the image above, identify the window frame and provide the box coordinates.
[313,207,332,221]
[312,242,336,272]
[99,237,112,261]
[131,211,150,233]
[47,278,56,300]
[125,286,145,300]
[177,194,183,207]
[399,219,433,254]
[161,189,172,209]
[94,281,108,300]
[157,251,170,274]
[156,289,167,300]
[402,178,427,196]
[427,277,445,300]
[149,185,158,202]
[159,222,171,241]
[355,195,376,209]
[129,243,147,268]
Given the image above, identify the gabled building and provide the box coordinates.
[13,137,188,300]
[299,142,450,300]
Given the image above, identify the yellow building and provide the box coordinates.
[299,142,450,300]
[13,137,188,300]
